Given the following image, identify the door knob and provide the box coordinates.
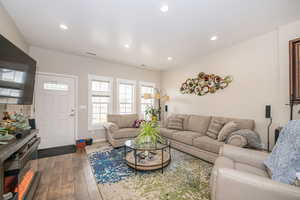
[69,109,76,116]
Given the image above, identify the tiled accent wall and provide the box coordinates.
[0,104,32,119]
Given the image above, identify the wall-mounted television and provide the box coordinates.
[0,35,36,105]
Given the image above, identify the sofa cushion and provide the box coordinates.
[187,115,211,134]
[212,116,254,130]
[206,119,225,139]
[173,131,202,145]
[119,114,139,128]
[235,162,269,178]
[193,136,224,154]
[112,128,139,139]
[160,128,179,139]
[217,121,239,141]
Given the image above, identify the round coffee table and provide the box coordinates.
[124,139,171,173]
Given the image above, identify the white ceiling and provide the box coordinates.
[2,0,300,70]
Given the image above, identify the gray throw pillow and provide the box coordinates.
[206,119,225,139]
[167,117,184,130]
[226,129,263,149]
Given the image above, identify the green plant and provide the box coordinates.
[136,121,163,145]
[145,106,159,119]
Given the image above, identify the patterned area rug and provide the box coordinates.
[87,142,213,200]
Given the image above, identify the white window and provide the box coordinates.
[117,79,136,114]
[88,75,113,130]
[140,82,155,120]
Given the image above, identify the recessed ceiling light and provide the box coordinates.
[160,5,169,13]
[167,57,173,61]
[124,44,130,48]
[59,24,68,30]
[210,36,218,41]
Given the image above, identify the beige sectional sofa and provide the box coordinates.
[161,114,255,163]
[104,113,255,163]
[210,144,300,200]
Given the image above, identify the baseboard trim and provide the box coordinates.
[93,138,106,143]
[38,145,76,158]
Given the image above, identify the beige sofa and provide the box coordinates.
[210,145,300,200]
[161,114,254,163]
[104,114,140,148]
[104,113,255,163]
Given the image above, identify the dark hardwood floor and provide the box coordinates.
[33,152,102,200]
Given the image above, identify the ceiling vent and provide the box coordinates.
[86,52,96,56]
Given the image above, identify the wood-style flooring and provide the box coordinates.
[33,152,102,200]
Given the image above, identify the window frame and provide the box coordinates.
[139,81,156,120]
[117,78,136,114]
[88,75,113,130]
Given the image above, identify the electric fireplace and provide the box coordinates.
[2,131,40,200]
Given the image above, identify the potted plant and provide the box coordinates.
[145,106,159,122]
[136,121,163,145]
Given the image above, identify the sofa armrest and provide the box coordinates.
[220,144,269,170]
[103,122,119,133]
[212,168,300,200]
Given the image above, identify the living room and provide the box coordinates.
[0,0,300,200]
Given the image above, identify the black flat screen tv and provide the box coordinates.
[0,35,36,105]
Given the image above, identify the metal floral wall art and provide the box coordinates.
[180,72,233,96]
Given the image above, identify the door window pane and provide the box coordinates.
[44,83,69,91]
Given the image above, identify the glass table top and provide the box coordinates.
[125,139,170,150]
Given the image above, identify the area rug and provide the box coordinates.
[87,142,213,200]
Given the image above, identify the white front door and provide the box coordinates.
[35,73,77,149]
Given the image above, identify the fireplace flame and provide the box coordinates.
[15,170,34,200]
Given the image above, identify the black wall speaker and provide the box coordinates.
[165,105,168,112]
[265,105,271,119]
[28,118,36,129]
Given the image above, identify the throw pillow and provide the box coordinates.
[206,119,225,139]
[167,117,184,130]
[217,121,239,141]
[226,129,263,149]
[132,120,145,128]
[226,135,248,147]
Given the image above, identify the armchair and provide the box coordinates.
[210,145,300,200]
[103,114,139,147]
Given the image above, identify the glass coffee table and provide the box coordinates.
[124,139,171,174]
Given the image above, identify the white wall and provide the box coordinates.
[29,46,161,140]
[161,19,300,149]
[0,2,28,52]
